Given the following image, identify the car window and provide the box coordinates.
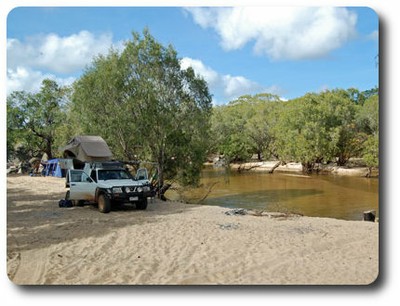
[70,170,91,183]
[98,170,131,180]
[90,170,97,182]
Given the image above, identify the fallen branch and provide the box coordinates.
[196,181,219,204]
[268,161,282,173]
[237,163,262,173]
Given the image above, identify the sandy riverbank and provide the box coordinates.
[7,175,378,285]
[227,160,379,176]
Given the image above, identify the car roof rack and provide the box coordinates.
[87,161,125,169]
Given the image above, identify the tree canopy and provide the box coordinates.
[72,30,213,186]
[210,88,379,173]
[211,93,282,162]
[7,79,69,161]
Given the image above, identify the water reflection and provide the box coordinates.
[167,167,379,221]
[204,188,323,210]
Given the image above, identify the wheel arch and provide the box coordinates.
[95,187,109,202]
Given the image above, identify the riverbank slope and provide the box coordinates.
[7,175,378,285]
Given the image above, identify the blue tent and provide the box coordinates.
[43,159,73,177]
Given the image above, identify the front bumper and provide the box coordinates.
[111,192,143,202]
[109,190,153,202]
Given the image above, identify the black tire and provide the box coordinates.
[98,193,111,213]
[136,198,148,210]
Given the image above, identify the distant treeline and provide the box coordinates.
[210,89,378,173]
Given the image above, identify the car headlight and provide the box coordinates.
[137,187,143,193]
[124,186,135,193]
[112,187,123,193]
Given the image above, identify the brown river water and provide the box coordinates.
[167,167,379,221]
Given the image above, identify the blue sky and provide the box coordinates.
[6,6,378,104]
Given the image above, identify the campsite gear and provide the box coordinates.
[42,159,74,177]
[58,199,73,208]
[62,136,113,162]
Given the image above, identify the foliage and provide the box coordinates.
[357,95,379,168]
[210,88,379,173]
[362,134,379,169]
[72,29,212,186]
[211,93,282,162]
[7,79,69,161]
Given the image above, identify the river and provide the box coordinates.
[166,167,379,221]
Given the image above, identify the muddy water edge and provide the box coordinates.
[166,167,379,221]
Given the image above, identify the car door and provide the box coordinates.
[68,169,97,201]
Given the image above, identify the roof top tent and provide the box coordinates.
[43,158,74,177]
[62,136,113,163]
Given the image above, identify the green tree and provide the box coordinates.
[7,79,68,160]
[356,94,379,135]
[72,48,140,160]
[357,94,379,171]
[211,101,253,162]
[244,94,282,160]
[211,93,282,162]
[72,29,212,187]
[274,90,360,172]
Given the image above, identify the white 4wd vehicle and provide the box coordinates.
[65,161,153,213]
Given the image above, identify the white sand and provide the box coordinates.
[7,175,378,285]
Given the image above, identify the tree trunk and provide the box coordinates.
[301,162,314,174]
[157,148,165,199]
[45,138,53,160]
[337,154,348,166]
[268,161,281,174]
[159,183,171,201]
[365,167,372,178]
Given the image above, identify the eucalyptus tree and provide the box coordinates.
[7,79,68,160]
[211,93,282,162]
[72,29,212,187]
[357,94,379,171]
[243,93,282,160]
[274,90,360,172]
[211,99,253,162]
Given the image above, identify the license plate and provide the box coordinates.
[129,196,139,201]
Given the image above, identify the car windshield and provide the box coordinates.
[98,169,131,180]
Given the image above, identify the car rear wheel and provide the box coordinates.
[98,193,111,213]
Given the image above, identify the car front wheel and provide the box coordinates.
[98,193,111,213]
[136,198,148,210]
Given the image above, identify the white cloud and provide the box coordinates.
[7,31,115,74]
[368,30,379,41]
[185,7,357,61]
[181,57,219,84]
[181,57,281,103]
[7,66,75,94]
[7,31,121,93]
[222,75,261,97]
